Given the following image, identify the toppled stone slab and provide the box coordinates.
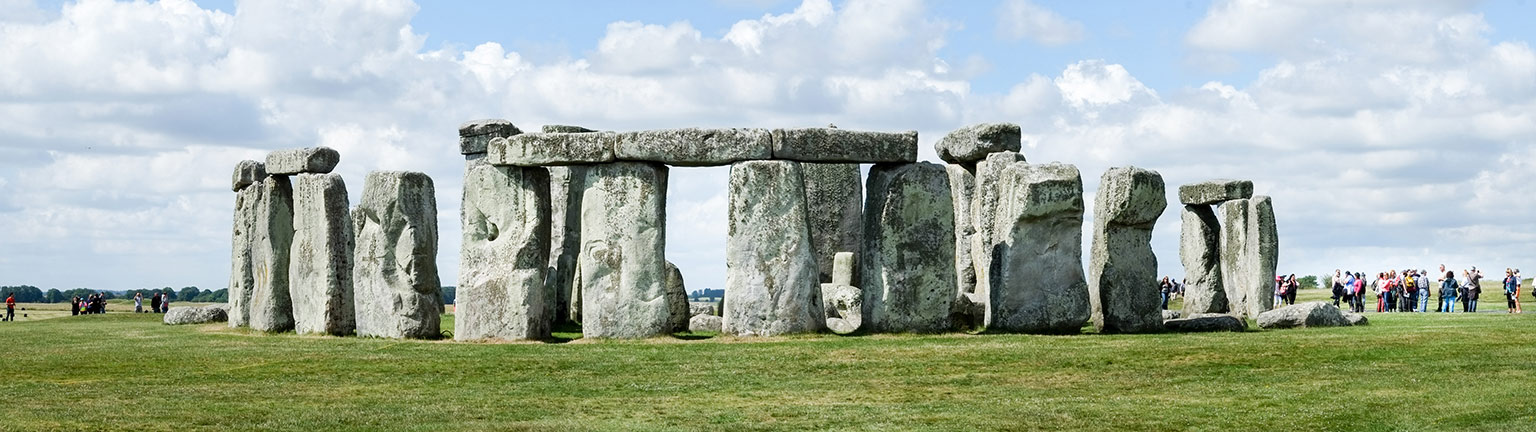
[725,160,822,336]
[935,123,1022,164]
[1163,313,1246,333]
[164,305,229,325]
[1180,205,1227,315]
[1162,310,1182,321]
[488,133,618,166]
[546,166,586,324]
[688,302,717,317]
[987,163,1089,334]
[250,176,295,333]
[615,128,772,166]
[970,151,1028,304]
[771,128,918,163]
[578,162,670,339]
[802,163,863,285]
[543,125,596,133]
[863,162,955,333]
[1178,179,1252,206]
[459,119,522,155]
[665,261,690,333]
[266,147,341,175]
[456,165,552,341]
[1088,166,1167,334]
[228,185,260,328]
[353,171,442,339]
[288,173,356,336]
[1344,312,1369,326]
[1257,301,1350,329]
[688,314,723,333]
[821,283,862,335]
[232,160,267,192]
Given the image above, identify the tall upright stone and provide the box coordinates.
[456,165,552,341]
[863,162,956,333]
[1223,196,1279,319]
[801,163,862,285]
[578,162,670,339]
[228,175,262,328]
[970,151,1028,310]
[1252,196,1279,318]
[725,160,822,336]
[944,164,982,328]
[250,176,295,333]
[547,165,586,324]
[665,261,689,333]
[1180,205,1227,315]
[1088,167,1166,334]
[353,171,442,339]
[987,163,1090,333]
[289,173,355,336]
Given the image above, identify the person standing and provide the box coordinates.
[150,293,161,314]
[134,293,143,313]
[1332,270,1345,308]
[1505,269,1519,313]
[1418,269,1431,312]
[4,292,14,322]
[1466,269,1482,313]
[1515,269,1524,314]
[1159,277,1173,310]
[1441,271,1459,313]
[161,293,170,312]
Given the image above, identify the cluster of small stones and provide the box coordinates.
[1177,179,1278,322]
[229,146,441,339]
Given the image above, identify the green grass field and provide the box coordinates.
[2,289,1534,431]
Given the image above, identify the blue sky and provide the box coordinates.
[2,0,1535,294]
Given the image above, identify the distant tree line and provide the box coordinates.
[0,285,229,303]
[689,289,723,300]
[441,286,455,305]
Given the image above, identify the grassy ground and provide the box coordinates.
[2,292,1534,431]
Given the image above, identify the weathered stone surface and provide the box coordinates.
[1220,196,1279,319]
[459,119,522,155]
[970,151,1028,306]
[488,133,618,166]
[725,161,822,336]
[771,128,918,163]
[688,302,716,317]
[665,261,689,333]
[578,162,670,339]
[987,163,1089,333]
[1344,312,1368,326]
[353,171,442,339]
[831,252,856,286]
[228,185,259,328]
[614,128,772,166]
[546,166,586,324]
[935,123,1022,164]
[1179,179,1253,206]
[250,176,294,333]
[863,163,956,333]
[1163,313,1246,333]
[944,164,978,327]
[1088,166,1167,334]
[802,163,863,285]
[289,174,355,336]
[266,147,341,175]
[456,165,551,341]
[1257,301,1349,329]
[821,283,862,335]
[163,305,229,325]
[1180,205,1227,315]
[542,125,596,133]
[688,314,723,333]
[232,160,267,192]
[1162,310,1182,321]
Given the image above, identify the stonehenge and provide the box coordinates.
[223,119,1286,342]
[1176,179,1278,320]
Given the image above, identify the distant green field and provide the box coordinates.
[2,295,1533,431]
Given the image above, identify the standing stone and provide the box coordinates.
[1220,199,1254,318]
[801,163,862,285]
[250,176,295,333]
[665,261,689,333]
[1180,205,1227,315]
[935,123,1022,164]
[944,164,981,328]
[288,173,355,336]
[725,160,822,336]
[970,151,1027,312]
[578,162,670,339]
[863,163,956,333]
[266,147,341,175]
[232,160,267,192]
[988,163,1090,333]
[547,166,586,324]
[353,171,442,339]
[1088,167,1167,334]
[228,183,260,328]
[456,165,551,341]
[821,252,862,335]
[1249,196,1279,318]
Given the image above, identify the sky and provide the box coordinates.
[2,0,1535,293]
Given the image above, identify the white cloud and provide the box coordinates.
[996,0,1085,46]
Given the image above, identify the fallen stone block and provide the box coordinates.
[935,123,1021,164]
[1344,312,1368,326]
[771,128,917,163]
[1088,166,1167,334]
[266,147,341,175]
[1178,179,1252,206]
[821,283,862,335]
[1257,301,1350,329]
[1163,313,1246,333]
[488,132,618,166]
[164,305,229,325]
[614,128,772,166]
[688,314,723,333]
[1162,310,1182,321]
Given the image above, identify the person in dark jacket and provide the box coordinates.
[1440,271,1459,313]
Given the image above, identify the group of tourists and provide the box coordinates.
[131,292,171,314]
[1273,274,1300,306]
[1331,265,1526,314]
[73,294,110,315]
[1158,277,1184,310]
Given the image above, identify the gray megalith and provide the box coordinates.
[1088,166,1167,334]
[863,162,956,333]
[1178,179,1253,206]
[547,165,586,324]
[1220,196,1278,319]
[459,119,522,155]
[250,176,295,333]
[935,123,1022,164]
[231,160,267,192]
[1180,204,1227,315]
[665,261,689,333]
[615,128,772,166]
[970,151,1028,313]
[771,128,918,163]
[801,163,863,285]
[489,132,618,166]
[227,182,260,328]
[822,252,862,335]
[456,165,552,341]
[578,162,670,339]
[288,173,356,336]
[266,147,341,175]
[988,162,1090,333]
[724,160,823,336]
[353,171,442,339]
[944,164,981,328]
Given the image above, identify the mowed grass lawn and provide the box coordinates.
[2,290,1535,431]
